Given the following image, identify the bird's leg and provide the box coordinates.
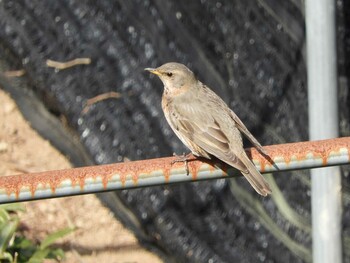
[171,152,193,175]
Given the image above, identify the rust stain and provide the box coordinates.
[4,176,21,198]
[188,161,201,180]
[163,167,171,182]
[248,137,350,170]
[217,162,229,176]
[259,159,266,173]
[132,171,138,185]
[0,137,349,200]
[208,163,217,173]
[119,174,126,187]
[222,166,228,176]
[165,154,208,181]
[29,183,37,197]
[161,155,203,182]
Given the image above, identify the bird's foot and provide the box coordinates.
[171,152,193,175]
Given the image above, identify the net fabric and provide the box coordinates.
[0,0,349,262]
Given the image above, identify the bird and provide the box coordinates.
[145,62,271,196]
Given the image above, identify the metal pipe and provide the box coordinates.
[305,0,342,262]
[0,137,348,205]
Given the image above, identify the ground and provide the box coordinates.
[0,88,162,263]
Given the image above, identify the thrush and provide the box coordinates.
[145,62,271,196]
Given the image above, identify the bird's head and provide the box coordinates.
[145,62,197,93]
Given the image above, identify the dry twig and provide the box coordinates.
[46,58,91,70]
[3,69,25,77]
[82,91,122,114]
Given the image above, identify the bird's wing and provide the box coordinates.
[170,100,271,196]
[228,110,265,153]
[171,102,247,171]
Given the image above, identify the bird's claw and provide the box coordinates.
[171,152,192,175]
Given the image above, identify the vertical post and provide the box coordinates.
[305,0,342,262]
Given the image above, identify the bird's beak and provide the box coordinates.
[145,68,161,76]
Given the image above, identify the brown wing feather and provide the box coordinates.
[171,103,248,172]
[228,110,265,153]
[238,153,272,196]
[166,96,271,196]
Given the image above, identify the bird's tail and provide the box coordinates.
[238,153,272,196]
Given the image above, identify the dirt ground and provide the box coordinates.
[0,89,163,263]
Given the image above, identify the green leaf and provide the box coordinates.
[0,204,26,213]
[0,251,14,262]
[47,248,65,261]
[27,248,50,263]
[0,207,71,262]
[0,209,10,223]
[0,217,18,255]
[12,236,34,249]
[40,227,74,249]
[10,236,36,262]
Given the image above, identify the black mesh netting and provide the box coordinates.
[0,0,349,262]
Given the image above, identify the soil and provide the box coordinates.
[0,88,163,263]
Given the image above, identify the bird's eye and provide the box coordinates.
[166,72,173,77]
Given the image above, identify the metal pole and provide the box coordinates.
[305,0,342,262]
[0,138,349,204]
